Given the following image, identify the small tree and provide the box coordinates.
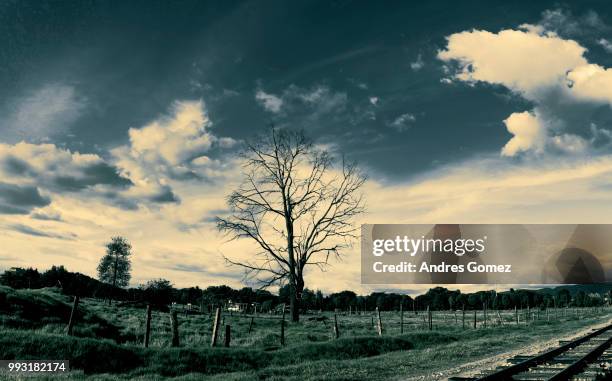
[97,236,132,304]
[217,128,365,322]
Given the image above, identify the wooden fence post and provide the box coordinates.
[462,305,465,329]
[280,303,286,346]
[427,306,432,330]
[144,304,152,347]
[482,302,487,329]
[170,310,180,347]
[400,303,404,334]
[527,305,530,324]
[376,307,383,336]
[473,309,477,329]
[333,314,340,339]
[211,307,221,347]
[224,325,231,347]
[66,295,79,336]
[371,316,374,329]
[515,306,518,325]
[248,316,254,334]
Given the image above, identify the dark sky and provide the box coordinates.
[2,0,612,180]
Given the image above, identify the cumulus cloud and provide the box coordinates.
[438,13,612,156]
[0,100,236,213]
[501,111,545,157]
[0,142,141,213]
[438,28,587,97]
[566,64,612,103]
[123,101,216,166]
[0,142,131,192]
[111,100,236,205]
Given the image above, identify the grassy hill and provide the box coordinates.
[0,285,610,380]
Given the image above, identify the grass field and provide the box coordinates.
[0,286,610,380]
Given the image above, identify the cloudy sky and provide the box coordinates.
[3,1,612,294]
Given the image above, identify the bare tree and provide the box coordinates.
[216,129,365,322]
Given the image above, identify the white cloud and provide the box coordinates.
[296,85,347,115]
[125,100,213,166]
[597,38,612,52]
[566,64,612,103]
[369,96,379,106]
[4,84,85,142]
[0,142,130,192]
[438,17,612,156]
[112,100,235,204]
[0,141,134,215]
[438,28,587,97]
[255,85,348,122]
[0,100,237,214]
[255,90,283,113]
[389,113,416,132]
[501,111,545,157]
[410,53,425,71]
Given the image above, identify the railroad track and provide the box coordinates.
[449,323,612,381]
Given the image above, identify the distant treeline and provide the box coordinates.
[1,266,610,311]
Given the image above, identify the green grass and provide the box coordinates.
[0,286,610,380]
[0,286,123,341]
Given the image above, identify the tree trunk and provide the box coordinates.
[289,287,298,322]
[290,274,304,323]
[110,254,118,306]
[282,184,299,323]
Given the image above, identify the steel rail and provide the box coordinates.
[471,323,612,381]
